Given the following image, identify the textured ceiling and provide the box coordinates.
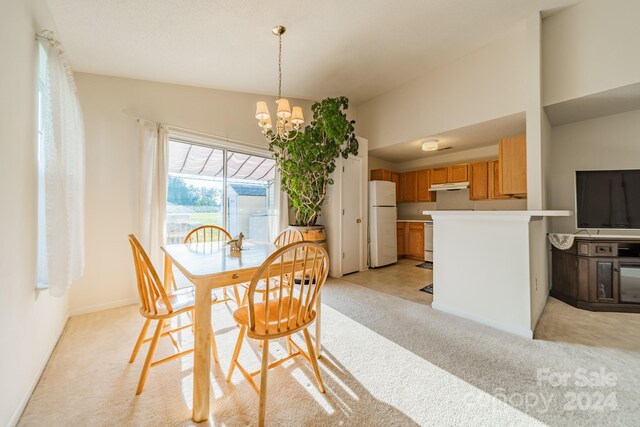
[46,0,577,104]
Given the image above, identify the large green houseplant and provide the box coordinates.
[269,96,358,227]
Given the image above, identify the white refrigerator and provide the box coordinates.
[369,181,398,267]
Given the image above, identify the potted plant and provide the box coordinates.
[269,96,359,243]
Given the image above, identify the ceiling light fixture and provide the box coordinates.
[422,139,439,151]
[255,25,304,142]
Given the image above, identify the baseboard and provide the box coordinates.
[69,297,138,316]
[8,310,70,427]
[432,301,534,339]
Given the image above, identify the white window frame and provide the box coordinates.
[166,130,276,239]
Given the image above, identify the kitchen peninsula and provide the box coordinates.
[424,210,572,338]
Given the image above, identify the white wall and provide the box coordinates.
[357,24,527,150]
[542,0,640,106]
[547,108,640,236]
[431,214,533,338]
[524,12,550,331]
[368,155,396,174]
[0,1,70,425]
[72,73,314,314]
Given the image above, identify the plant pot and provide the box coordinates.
[289,225,327,249]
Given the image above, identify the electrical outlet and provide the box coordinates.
[535,278,538,291]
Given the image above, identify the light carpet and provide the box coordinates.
[18,280,640,426]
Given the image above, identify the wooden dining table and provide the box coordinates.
[161,240,323,423]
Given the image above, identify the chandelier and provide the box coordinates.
[255,25,304,142]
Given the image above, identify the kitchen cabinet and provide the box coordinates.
[416,169,433,202]
[396,222,424,260]
[488,160,511,200]
[397,173,406,202]
[499,134,527,196]
[390,171,399,190]
[431,167,448,184]
[403,171,417,202]
[406,223,425,260]
[469,162,488,200]
[396,222,406,257]
[447,164,469,183]
[370,168,391,181]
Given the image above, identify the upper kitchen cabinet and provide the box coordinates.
[431,167,448,184]
[370,168,391,181]
[469,162,488,200]
[447,164,469,183]
[390,171,399,189]
[499,135,527,196]
[397,173,406,202]
[416,169,434,202]
[488,160,511,200]
[403,171,418,202]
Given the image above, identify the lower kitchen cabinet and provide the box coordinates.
[406,223,424,259]
[397,222,424,260]
[397,222,406,257]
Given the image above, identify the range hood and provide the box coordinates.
[429,182,469,192]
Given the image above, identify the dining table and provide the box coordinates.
[161,240,323,423]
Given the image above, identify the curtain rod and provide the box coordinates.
[120,109,268,151]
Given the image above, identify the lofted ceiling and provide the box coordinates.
[46,0,577,104]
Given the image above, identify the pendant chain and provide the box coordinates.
[277,34,282,100]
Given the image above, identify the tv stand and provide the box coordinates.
[551,236,640,313]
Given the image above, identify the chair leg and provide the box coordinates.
[223,287,229,303]
[241,288,248,306]
[303,328,325,393]
[286,336,293,355]
[258,339,270,427]
[210,325,219,363]
[232,285,241,306]
[226,324,247,382]
[136,320,164,395]
[129,318,151,363]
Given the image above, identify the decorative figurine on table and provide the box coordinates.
[228,232,244,251]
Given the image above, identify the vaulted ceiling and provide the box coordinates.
[46,0,577,104]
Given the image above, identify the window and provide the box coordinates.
[166,137,277,244]
[37,44,48,288]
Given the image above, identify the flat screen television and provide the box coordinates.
[575,169,640,229]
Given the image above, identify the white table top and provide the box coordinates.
[162,241,278,279]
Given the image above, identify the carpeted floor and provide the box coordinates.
[18,279,640,426]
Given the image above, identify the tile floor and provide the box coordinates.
[340,258,433,305]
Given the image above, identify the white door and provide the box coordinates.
[341,156,362,275]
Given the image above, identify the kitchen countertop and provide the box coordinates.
[397,218,433,223]
[423,210,572,220]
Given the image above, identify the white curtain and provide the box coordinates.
[274,169,290,233]
[138,121,168,270]
[40,37,85,297]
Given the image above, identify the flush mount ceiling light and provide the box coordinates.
[255,25,304,142]
[421,139,439,151]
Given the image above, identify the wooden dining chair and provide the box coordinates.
[179,225,241,305]
[127,234,220,394]
[226,241,329,427]
[273,227,304,247]
[240,227,305,306]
